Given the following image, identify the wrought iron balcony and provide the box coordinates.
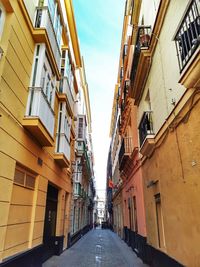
[130,26,151,83]
[119,137,133,170]
[138,111,154,147]
[174,0,200,72]
[35,6,61,70]
[23,87,55,146]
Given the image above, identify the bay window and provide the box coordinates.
[24,44,55,139]
[55,102,71,161]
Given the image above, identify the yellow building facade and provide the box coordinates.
[0,0,85,266]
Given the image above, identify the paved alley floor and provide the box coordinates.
[43,229,149,267]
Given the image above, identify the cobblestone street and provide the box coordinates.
[43,229,149,267]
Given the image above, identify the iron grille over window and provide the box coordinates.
[130,26,151,83]
[118,137,133,169]
[174,0,200,72]
[138,111,154,146]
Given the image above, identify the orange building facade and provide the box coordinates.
[108,0,147,260]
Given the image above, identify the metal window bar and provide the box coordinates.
[139,111,154,146]
[174,0,200,72]
[119,137,133,165]
[130,25,151,83]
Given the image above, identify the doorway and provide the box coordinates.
[43,184,58,262]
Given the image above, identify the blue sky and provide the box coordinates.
[73,0,125,198]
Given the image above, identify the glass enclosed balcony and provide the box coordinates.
[59,76,75,114]
[35,6,61,70]
[22,87,55,146]
[54,133,70,168]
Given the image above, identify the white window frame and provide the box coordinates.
[0,4,6,40]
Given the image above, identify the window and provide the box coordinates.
[77,116,86,140]
[40,66,53,104]
[14,166,36,190]
[174,0,200,72]
[56,102,71,157]
[41,65,47,88]
[48,0,56,23]
[138,111,154,146]
[155,193,165,248]
[64,115,71,142]
[0,5,5,39]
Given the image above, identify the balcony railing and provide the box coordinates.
[130,26,151,83]
[59,76,75,112]
[26,87,55,137]
[119,137,133,167]
[35,7,61,70]
[138,111,154,146]
[174,0,200,72]
[56,133,70,161]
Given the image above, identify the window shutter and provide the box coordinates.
[78,117,84,139]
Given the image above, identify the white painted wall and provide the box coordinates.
[139,0,161,28]
[138,0,188,135]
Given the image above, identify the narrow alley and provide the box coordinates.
[43,229,149,267]
[0,0,199,267]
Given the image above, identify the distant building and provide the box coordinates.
[69,58,96,245]
[96,197,105,224]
